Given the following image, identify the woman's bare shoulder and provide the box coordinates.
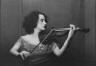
[20,35,29,40]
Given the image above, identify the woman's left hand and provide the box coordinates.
[68,24,76,38]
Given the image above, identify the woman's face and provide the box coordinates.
[36,14,47,30]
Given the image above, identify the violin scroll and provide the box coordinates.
[78,28,90,33]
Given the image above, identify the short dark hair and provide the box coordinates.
[22,11,48,34]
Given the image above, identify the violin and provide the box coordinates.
[30,26,89,52]
[23,26,89,61]
[44,27,89,37]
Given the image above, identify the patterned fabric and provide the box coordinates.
[17,37,54,64]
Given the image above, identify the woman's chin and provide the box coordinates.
[40,28,45,31]
[42,28,45,30]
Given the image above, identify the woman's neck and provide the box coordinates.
[30,28,41,37]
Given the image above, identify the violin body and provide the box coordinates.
[23,26,89,61]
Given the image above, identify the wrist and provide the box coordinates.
[17,53,21,58]
[16,52,20,56]
[67,35,71,39]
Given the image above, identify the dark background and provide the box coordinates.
[0,0,95,66]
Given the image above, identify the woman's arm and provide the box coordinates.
[10,39,21,56]
[10,38,30,60]
[52,24,76,56]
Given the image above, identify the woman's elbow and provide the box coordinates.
[54,51,62,57]
[10,48,17,55]
[56,53,62,57]
[10,49,14,54]
[53,48,62,57]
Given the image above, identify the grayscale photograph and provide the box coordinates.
[0,0,95,66]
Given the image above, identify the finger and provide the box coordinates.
[20,53,25,60]
[70,25,76,30]
[70,24,73,29]
[70,24,73,26]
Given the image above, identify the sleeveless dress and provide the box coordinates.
[17,36,59,66]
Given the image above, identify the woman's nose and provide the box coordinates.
[43,21,46,25]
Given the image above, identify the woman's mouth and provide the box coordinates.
[44,25,47,29]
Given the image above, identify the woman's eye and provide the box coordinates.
[41,19,43,22]
[40,19,45,22]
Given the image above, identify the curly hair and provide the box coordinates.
[22,11,48,34]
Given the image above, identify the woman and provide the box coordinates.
[10,11,76,66]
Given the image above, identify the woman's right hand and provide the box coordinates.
[19,51,30,60]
